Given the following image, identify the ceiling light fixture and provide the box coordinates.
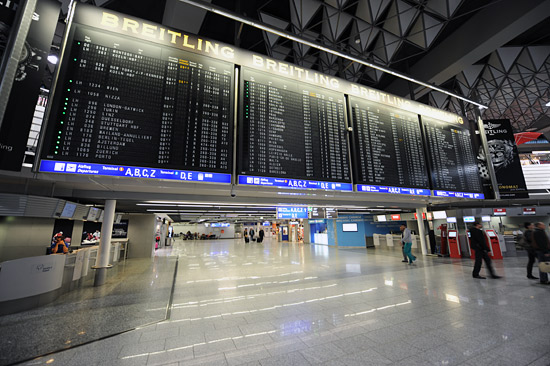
[178,0,489,110]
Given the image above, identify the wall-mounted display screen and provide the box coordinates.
[349,98,428,190]
[422,116,482,196]
[448,231,457,237]
[60,202,77,218]
[86,207,100,221]
[463,216,475,222]
[447,217,457,223]
[377,215,387,222]
[39,9,233,183]
[481,215,491,222]
[238,68,351,189]
[342,223,358,232]
[432,211,447,219]
[487,231,496,237]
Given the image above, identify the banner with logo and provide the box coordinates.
[0,0,59,171]
[477,119,528,199]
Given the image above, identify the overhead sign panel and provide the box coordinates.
[277,206,308,219]
[422,116,483,198]
[237,68,351,191]
[349,98,429,196]
[38,4,233,182]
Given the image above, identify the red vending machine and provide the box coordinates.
[447,230,461,258]
[485,229,503,259]
[466,231,474,259]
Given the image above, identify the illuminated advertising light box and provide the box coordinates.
[432,211,447,219]
[523,208,536,215]
[463,216,475,223]
[493,208,506,216]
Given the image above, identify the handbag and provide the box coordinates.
[539,260,550,273]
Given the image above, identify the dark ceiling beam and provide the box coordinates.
[384,0,550,99]
[162,0,210,33]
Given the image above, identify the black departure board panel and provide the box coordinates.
[238,68,350,182]
[349,98,429,188]
[40,26,233,174]
[422,116,482,193]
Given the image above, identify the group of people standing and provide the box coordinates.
[243,227,264,243]
[399,220,550,284]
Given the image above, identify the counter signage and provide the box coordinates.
[276,206,308,219]
[493,208,506,216]
[358,184,430,196]
[523,208,536,215]
[433,190,484,199]
[39,160,231,183]
[391,214,401,221]
[210,223,230,227]
[238,175,352,191]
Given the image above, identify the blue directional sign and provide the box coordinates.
[238,175,352,191]
[357,184,431,196]
[434,190,485,199]
[210,223,230,227]
[276,206,308,219]
[39,160,231,183]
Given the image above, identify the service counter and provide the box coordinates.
[372,234,419,254]
[313,233,329,245]
[0,239,129,315]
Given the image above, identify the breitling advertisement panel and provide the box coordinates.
[0,0,60,171]
[71,3,463,125]
[478,119,528,199]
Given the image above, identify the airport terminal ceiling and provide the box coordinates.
[46,0,550,134]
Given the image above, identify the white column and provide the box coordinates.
[416,207,428,255]
[93,199,116,286]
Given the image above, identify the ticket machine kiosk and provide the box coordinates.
[447,230,461,258]
[466,231,474,259]
[485,229,503,259]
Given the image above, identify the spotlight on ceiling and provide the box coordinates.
[47,55,58,64]
[546,101,550,107]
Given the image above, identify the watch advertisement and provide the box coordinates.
[0,0,59,171]
[477,119,528,199]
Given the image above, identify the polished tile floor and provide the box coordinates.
[19,238,550,366]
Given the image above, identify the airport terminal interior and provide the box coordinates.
[0,0,550,365]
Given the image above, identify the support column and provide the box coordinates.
[93,199,116,286]
[416,207,428,255]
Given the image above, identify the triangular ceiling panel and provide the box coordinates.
[382,1,401,36]
[497,47,522,72]
[260,13,289,47]
[487,52,504,72]
[325,6,353,40]
[423,13,443,47]
[516,48,535,71]
[291,0,321,29]
[528,46,550,70]
[462,64,483,87]
[426,0,447,18]
[407,14,425,49]
[372,32,388,63]
[448,0,463,16]
[355,0,372,23]
[396,0,417,34]
[369,0,392,23]
[430,91,448,108]
[383,32,401,61]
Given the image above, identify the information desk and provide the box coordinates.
[0,241,127,314]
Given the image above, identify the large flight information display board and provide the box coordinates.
[237,69,352,191]
[422,116,484,198]
[39,25,233,183]
[349,98,430,196]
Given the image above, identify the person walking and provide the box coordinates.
[532,222,550,285]
[521,222,538,280]
[400,224,416,264]
[470,222,501,279]
[250,227,255,241]
[258,228,265,243]
[244,228,249,243]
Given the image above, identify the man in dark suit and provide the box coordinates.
[470,222,501,279]
[533,222,550,284]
